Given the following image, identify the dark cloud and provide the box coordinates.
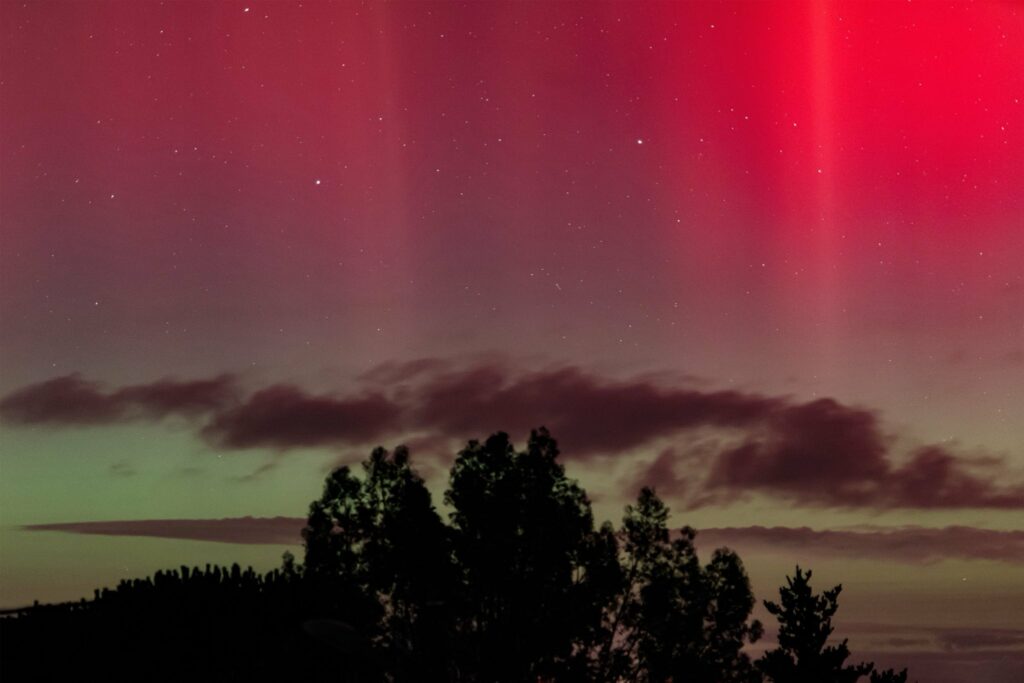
[356,357,453,384]
[0,375,126,424]
[863,650,1024,683]
[200,385,400,449]
[108,461,137,478]
[697,399,1024,509]
[841,622,1024,654]
[877,637,931,648]
[635,448,692,498]
[938,628,1024,652]
[4,362,1022,509]
[23,517,305,545]
[24,516,1024,569]
[843,633,1024,683]
[404,365,1021,509]
[886,447,1024,508]
[408,364,781,456]
[230,460,280,483]
[695,526,1024,564]
[843,622,1024,656]
[0,373,237,425]
[760,623,1024,682]
[706,398,891,504]
[114,374,238,417]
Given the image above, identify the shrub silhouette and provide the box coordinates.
[1,428,910,682]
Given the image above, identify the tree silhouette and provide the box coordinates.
[302,444,455,679]
[870,668,909,683]
[601,488,762,683]
[758,566,873,683]
[301,429,766,682]
[443,428,600,681]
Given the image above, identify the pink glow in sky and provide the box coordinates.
[2,3,1022,681]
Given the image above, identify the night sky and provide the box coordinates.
[1,2,1022,680]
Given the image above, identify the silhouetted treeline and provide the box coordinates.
[1,429,909,682]
[0,559,345,680]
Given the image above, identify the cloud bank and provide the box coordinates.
[696,525,1024,564]
[23,518,1024,566]
[4,360,1023,510]
[0,374,237,424]
[23,517,304,545]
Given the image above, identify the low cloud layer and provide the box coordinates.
[23,517,305,545]
[201,385,400,449]
[937,628,1024,652]
[22,518,1024,567]
[0,374,237,424]
[831,626,1024,683]
[4,360,1023,509]
[844,621,1024,655]
[696,526,1024,564]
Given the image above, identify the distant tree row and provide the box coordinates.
[1,429,909,682]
